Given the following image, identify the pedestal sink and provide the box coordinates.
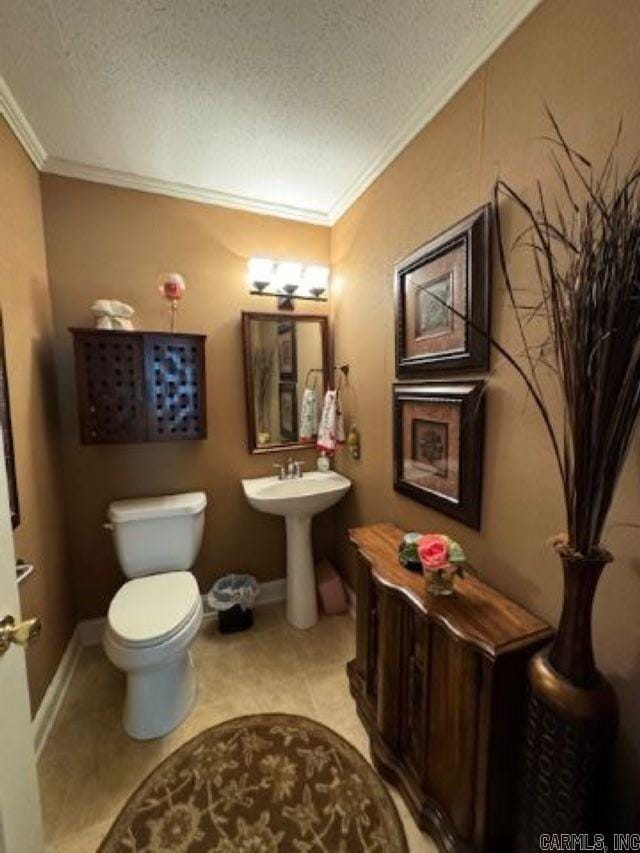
[242,471,351,629]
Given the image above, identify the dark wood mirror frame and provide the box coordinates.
[0,315,20,527]
[242,311,330,454]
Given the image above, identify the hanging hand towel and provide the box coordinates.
[336,391,345,445]
[317,389,346,455]
[299,388,319,443]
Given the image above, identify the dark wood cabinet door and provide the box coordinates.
[424,626,481,842]
[400,610,429,785]
[144,334,207,441]
[73,331,146,443]
[367,581,380,703]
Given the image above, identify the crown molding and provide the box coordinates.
[327,0,542,223]
[0,77,47,169]
[2,0,539,226]
[42,156,331,226]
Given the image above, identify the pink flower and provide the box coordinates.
[418,534,451,572]
[158,273,186,301]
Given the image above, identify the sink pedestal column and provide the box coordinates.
[284,515,318,629]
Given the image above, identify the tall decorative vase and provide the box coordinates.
[517,555,619,850]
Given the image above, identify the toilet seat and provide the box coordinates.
[108,572,200,648]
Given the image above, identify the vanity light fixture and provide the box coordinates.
[247,256,329,308]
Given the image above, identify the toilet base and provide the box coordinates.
[123,650,197,740]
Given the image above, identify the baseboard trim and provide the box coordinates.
[32,628,82,759]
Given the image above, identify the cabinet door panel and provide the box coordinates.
[74,332,146,443]
[401,609,428,783]
[425,625,480,841]
[367,583,379,702]
[145,335,207,440]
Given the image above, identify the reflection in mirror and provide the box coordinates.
[242,313,329,453]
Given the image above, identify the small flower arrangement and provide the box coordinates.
[399,532,470,596]
[157,272,186,302]
[157,273,186,331]
[418,534,466,573]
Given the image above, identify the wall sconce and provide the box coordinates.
[247,257,329,309]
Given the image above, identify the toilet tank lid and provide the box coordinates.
[108,492,207,523]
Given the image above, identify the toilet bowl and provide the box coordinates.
[103,492,207,740]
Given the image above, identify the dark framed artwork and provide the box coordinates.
[277,321,297,380]
[0,315,19,528]
[393,382,485,528]
[395,204,491,375]
[278,381,298,442]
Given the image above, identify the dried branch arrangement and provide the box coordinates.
[493,112,640,558]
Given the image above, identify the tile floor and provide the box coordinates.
[38,604,436,852]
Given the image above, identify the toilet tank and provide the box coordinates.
[108,492,207,578]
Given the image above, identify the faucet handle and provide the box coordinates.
[293,461,305,478]
[272,463,285,480]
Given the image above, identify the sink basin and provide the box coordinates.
[242,471,351,629]
[242,471,351,517]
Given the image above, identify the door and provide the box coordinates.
[0,427,43,852]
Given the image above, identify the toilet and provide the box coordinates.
[103,492,206,740]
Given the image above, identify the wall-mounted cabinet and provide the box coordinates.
[70,328,207,444]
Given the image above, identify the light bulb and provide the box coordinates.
[302,265,329,298]
[247,257,274,291]
[274,262,303,294]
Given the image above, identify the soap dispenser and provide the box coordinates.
[317,451,331,472]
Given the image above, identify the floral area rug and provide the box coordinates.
[99,713,408,852]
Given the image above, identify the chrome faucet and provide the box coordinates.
[273,458,305,480]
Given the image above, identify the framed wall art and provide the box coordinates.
[393,382,485,528]
[395,204,490,375]
[278,381,298,442]
[277,320,297,380]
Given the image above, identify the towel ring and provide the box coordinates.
[304,364,349,391]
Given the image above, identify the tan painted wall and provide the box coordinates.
[330,0,640,825]
[40,176,332,620]
[0,119,74,712]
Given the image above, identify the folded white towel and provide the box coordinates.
[299,388,319,443]
[317,389,345,455]
[91,299,135,331]
[91,299,134,318]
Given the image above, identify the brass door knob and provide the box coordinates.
[0,615,42,656]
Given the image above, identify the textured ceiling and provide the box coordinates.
[0,0,538,223]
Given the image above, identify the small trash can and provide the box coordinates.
[207,574,258,634]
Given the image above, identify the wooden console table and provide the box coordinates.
[347,523,552,853]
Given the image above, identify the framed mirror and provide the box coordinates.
[242,312,329,453]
